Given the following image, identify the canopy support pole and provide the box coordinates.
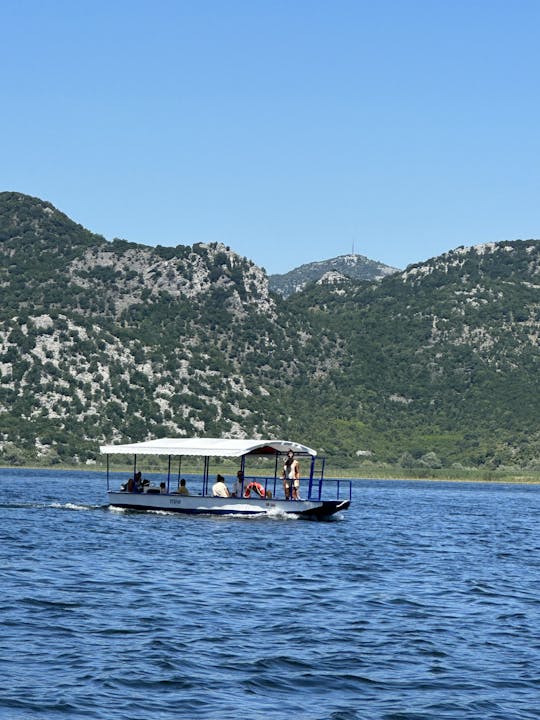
[308,455,315,500]
[203,456,209,495]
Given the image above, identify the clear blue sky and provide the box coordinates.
[2,1,539,274]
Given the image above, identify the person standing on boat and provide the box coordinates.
[283,450,300,500]
[212,474,230,497]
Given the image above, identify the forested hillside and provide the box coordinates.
[1,192,539,470]
[285,243,540,468]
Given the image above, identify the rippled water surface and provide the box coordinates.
[1,469,539,719]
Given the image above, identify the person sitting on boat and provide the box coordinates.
[231,470,244,497]
[178,478,189,496]
[283,450,300,500]
[134,471,144,492]
[212,474,230,497]
[159,481,167,493]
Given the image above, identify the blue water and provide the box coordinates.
[1,469,539,720]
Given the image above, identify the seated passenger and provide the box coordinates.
[159,481,167,493]
[124,472,144,492]
[178,478,189,496]
[231,469,244,497]
[133,471,151,492]
[212,474,230,497]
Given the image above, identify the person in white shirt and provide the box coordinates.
[212,474,230,497]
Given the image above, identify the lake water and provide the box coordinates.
[1,469,539,720]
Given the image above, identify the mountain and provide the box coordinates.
[1,191,539,471]
[285,242,540,468]
[269,253,398,297]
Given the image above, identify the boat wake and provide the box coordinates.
[0,501,102,511]
[266,507,300,520]
[50,501,99,511]
[217,510,301,521]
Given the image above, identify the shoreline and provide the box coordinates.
[1,464,539,485]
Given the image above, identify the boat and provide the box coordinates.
[100,437,351,519]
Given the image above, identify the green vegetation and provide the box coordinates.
[1,192,539,475]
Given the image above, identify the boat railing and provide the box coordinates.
[306,477,352,502]
[109,470,351,503]
[242,475,351,502]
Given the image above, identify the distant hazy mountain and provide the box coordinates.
[269,253,398,297]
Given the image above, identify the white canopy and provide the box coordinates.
[100,437,317,457]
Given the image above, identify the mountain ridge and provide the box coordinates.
[269,252,398,297]
[1,191,539,470]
